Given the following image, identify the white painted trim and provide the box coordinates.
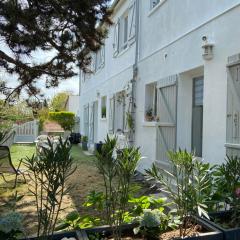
[148,0,167,17]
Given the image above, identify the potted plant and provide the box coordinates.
[94,141,103,154]
[101,106,106,118]
[145,150,223,240]
[201,155,240,240]
[145,108,154,121]
[81,136,88,151]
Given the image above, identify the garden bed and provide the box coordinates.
[203,211,240,240]
[83,217,223,240]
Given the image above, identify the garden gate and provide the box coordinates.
[156,75,178,170]
[14,120,39,143]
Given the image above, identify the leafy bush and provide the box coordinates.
[134,208,180,240]
[0,212,23,240]
[95,135,142,239]
[146,149,213,237]
[214,155,240,227]
[82,136,88,143]
[24,138,76,239]
[48,111,75,131]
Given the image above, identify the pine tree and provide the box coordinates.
[0,0,112,100]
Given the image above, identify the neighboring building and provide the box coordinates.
[65,95,80,132]
[65,95,80,117]
[79,0,240,172]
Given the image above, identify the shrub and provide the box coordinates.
[82,136,88,143]
[146,149,213,237]
[49,111,75,131]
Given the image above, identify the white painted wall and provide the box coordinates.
[79,0,240,171]
[136,0,240,170]
[66,95,80,116]
[79,0,136,142]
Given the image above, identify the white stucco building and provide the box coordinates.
[79,0,240,171]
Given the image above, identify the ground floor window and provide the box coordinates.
[145,83,158,121]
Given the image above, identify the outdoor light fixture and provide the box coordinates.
[202,36,214,60]
[96,90,100,97]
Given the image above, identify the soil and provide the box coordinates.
[88,224,205,240]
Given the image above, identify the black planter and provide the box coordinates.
[202,211,240,240]
[20,230,84,240]
[82,218,223,240]
[82,142,88,151]
[94,142,103,154]
[83,223,138,239]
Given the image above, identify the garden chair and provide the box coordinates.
[0,146,26,188]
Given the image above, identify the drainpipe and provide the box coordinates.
[129,0,140,146]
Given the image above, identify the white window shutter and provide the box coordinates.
[100,46,105,67]
[113,19,120,56]
[91,53,96,73]
[128,0,136,45]
[109,97,115,133]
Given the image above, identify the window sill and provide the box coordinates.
[225,143,240,149]
[148,0,167,17]
[100,118,107,121]
[114,42,134,58]
[142,121,159,127]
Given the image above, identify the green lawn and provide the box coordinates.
[9,143,96,166]
[10,144,36,166]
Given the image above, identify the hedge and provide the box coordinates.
[48,111,75,131]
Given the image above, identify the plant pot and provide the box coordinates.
[81,218,223,240]
[20,230,84,240]
[82,142,88,151]
[202,211,240,240]
[95,142,103,154]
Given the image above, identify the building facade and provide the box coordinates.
[79,0,240,171]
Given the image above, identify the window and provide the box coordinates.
[150,0,160,9]
[119,12,128,51]
[95,46,105,72]
[113,2,136,56]
[145,83,158,121]
[101,96,107,119]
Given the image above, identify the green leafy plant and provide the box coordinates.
[126,112,134,130]
[214,155,240,227]
[101,106,106,118]
[82,136,88,143]
[133,208,180,240]
[95,135,141,240]
[48,111,75,131]
[56,211,100,231]
[0,212,24,240]
[146,149,213,237]
[24,138,76,239]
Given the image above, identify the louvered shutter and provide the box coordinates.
[89,103,94,144]
[226,59,240,156]
[113,19,120,56]
[100,46,105,67]
[128,0,136,45]
[109,97,115,133]
[84,104,89,138]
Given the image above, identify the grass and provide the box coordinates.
[0,143,103,235]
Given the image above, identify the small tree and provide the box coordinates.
[24,138,76,239]
[95,135,141,240]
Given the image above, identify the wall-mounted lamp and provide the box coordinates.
[202,36,214,60]
[96,90,100,98]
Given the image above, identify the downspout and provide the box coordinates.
[130,0,140,146]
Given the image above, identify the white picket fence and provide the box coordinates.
[14,120,39,143]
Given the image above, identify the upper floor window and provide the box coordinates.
[94,46,105,72]
[113,1,136,56]
[150,0,161,10]
[119,12,128,51]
